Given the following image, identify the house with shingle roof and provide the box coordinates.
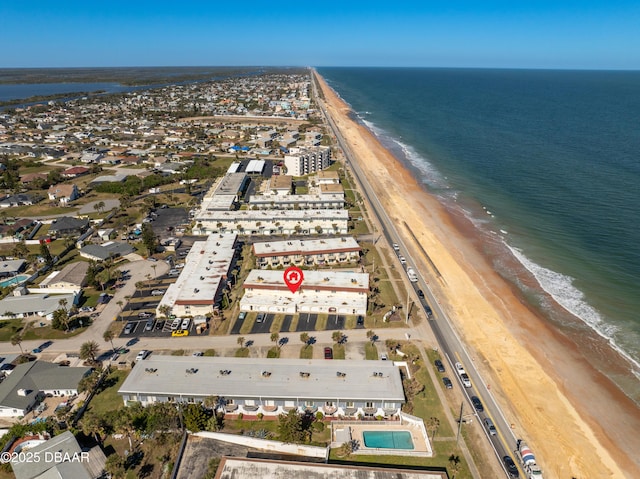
[0,361,91,417]
[47,184,79,205]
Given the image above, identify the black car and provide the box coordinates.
[442,377,453,389]
[434,359,445,372]
[356,315,364,325]
[417,289,424,298]
[471,395,484,412]
[502,455,519,477]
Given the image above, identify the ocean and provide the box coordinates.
[318,67,640,402]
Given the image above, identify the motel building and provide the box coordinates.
[240,269,369,315]
[252,237,361,269]
[156,234,238,317]
[118,357,405,419]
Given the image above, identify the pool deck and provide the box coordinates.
[332,420,432,457]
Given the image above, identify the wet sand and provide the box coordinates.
[314,71,640,478]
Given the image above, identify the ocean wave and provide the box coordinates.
[506,244,640,372]
[360,118,450,190]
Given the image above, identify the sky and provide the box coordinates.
[1,1,639,69]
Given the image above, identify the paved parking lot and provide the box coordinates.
[230,315,244,335]
[325,315,346,330]
[296,313,317,332]
[250,313,274,334]
[280,315,293,332]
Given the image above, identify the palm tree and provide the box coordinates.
[332,330,343,345]
[448,454,461,479]
[10,334,23,354]
[58,298,68,311]
[158,304,171,319]
[116,300,123,320]
[366,330,376,344]
[300,332,310,348]
[427,416,440,441]
[80,340,100,363]
[237,336,245,348]
[270,332,280,349]
[103,330,116,352]
[81,412,106,444]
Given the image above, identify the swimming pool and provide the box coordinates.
[362,430,414,450]
[0,274,29,288]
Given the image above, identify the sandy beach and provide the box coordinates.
[314,71,640,478]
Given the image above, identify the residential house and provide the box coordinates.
[61,166,90,179]
[79,242,134,262]
[39,261,89,290]
[47,184,79,205]
[0,361,91,417]
[0,194,37,208]
[48,217,89,237]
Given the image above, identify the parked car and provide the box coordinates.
[324,347,333,359]
[151,289,165,296]
[442,377,453,389]
[124,322,135,334]
[180,318,191,330]
[417,289,425,298]
[471,395,484,412]
[39,341,53,349]
[172,329,189,337]
[434,359,445,372]
[148,257,158,262]
[256,313,265,323]
[170,318,181,330]
[136,350,149,361]
[380,353,388,360]
[138,312,152,318]
[168,269,179,277]
[155,320,165,331]
[356,315,364,326]
[145,319,155,331]
[32,348,42,354]
[392,243,400,251]
[238,311,247,321]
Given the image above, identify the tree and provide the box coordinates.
[427,416,440,441]
[270,332,280,348]
[10,334,23,354]
[278,409,309,444]
[300,332,310,348]
[58,298,68,312]
[141,223,157,256]
[158,304,171,319]
[448,454,461,479]
[116,300,123,320]
[78,370,101,393]
[103,329,116,352]
[39,242,54,267]
[80,340,100,363]
[183,403,211,432]
[332,330,344,345]
[93,201,106,215]
[12,240,29,259]
[366,330,377,344]
[237,336,245,348]
[80,411,106,444]
[104,454,126,479]
[51,308,70,331]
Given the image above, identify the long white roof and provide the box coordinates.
[119,356,405,402]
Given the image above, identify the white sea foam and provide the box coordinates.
[506,243,640,372]
[360,118,450,190]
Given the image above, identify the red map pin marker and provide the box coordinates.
[284,266,304,293]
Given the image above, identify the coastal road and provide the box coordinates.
[313,71,520,477]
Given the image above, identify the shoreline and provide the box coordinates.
[314,71,640,477]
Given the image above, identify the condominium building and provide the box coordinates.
[192,209,348,236]
[118,357,404,418]
[252,237,360,268]
[284,147,331,176]
[156,234,238,317]
[240,269,369,315]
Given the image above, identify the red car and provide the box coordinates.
[324,347,333,359]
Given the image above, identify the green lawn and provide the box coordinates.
[364,343,378,360]
[300,345,313,359]
[332,344,345,359]
[0,318,25,342]
[235,347,250,357]
[267,347,280,358]
[86,369,129,416]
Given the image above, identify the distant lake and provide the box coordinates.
[0,82,139,102]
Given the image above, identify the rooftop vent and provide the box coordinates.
[261,371,271,377]
[219,369,231,376]
[194,288,199,293]
[299,372,310,378]
[200,276,204,280]
[144,368,157,374]
[186,368,198,374]
[336,371,346,377]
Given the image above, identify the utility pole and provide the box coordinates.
[406,291,410,324]
[456,401,464,447]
